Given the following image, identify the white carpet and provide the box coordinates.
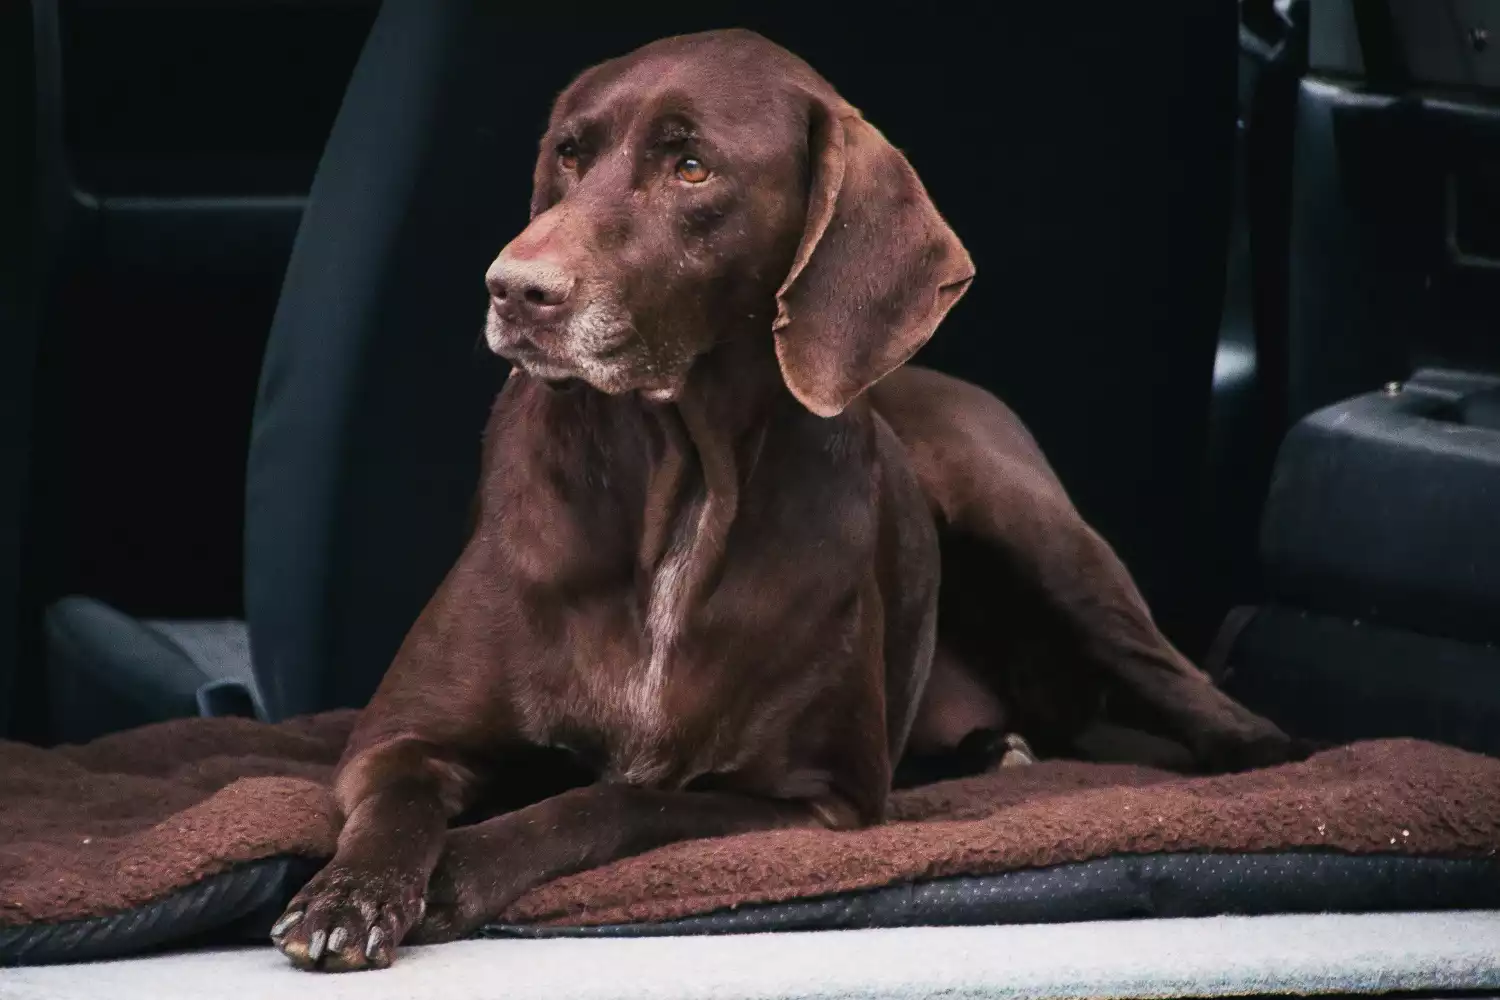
[5,911,1500,1000]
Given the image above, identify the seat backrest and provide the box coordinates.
[246,2,507,720]
[246,2,1240,720]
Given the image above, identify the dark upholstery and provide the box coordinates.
[245,2,510,719]
[246,2,1241,720]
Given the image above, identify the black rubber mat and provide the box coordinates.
[483,853,1500,938]
[0,856,317,966]
[6,851,1500,964]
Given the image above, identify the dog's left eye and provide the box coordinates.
[557,141,580,170]
[675,157,711,184]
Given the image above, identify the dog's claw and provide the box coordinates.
[270,910,302,941]
[274,863,424,971]
[1001,733,1038,767]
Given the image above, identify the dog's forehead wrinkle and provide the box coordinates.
[571,56,797,147]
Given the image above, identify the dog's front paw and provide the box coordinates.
[272,863,426,972]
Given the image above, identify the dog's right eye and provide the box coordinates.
[557,142,580,171]
[675,157,711,184]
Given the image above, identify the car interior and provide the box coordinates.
[4,0,1500,996]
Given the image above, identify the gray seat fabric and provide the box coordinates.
[145,618,263,720]
[44,597,263,743]
[146,619,256,693]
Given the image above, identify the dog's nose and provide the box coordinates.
[487,256,574,311]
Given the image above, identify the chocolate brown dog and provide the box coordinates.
[272,29,1299,971]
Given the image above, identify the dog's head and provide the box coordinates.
[485,28,974,416]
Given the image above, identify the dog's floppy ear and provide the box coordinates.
[773,100,975,418]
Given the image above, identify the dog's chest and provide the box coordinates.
[532,490,725,787]
[627,489,707,742]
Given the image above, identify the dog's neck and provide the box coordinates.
[636,333,793,592]
[674,333,791,441]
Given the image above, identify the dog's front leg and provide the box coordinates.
[272,533,522,972]
[273,738,478,971]
[410,786,855,942]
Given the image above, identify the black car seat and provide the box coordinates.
[40,0,1244,732]
[1212,0,1500,759]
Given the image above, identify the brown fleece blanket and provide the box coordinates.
[3,711,1500,931]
